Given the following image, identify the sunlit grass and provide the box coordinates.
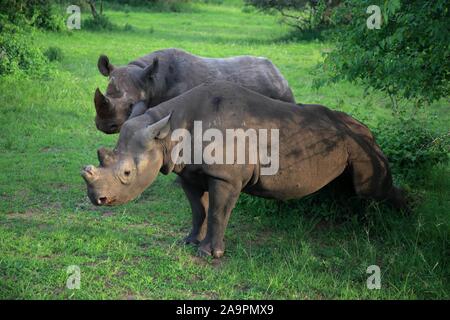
[0,1,448,299]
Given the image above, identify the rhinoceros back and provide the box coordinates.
[127,48,295,104]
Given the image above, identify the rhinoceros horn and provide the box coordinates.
[97,147,116,167]
[94,88,114,118]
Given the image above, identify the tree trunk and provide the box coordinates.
[87,0,99,18]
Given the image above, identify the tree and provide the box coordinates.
[0,0,63,30]
[86,0,103,18]
[244,0,341,30]
[320,0,450,107]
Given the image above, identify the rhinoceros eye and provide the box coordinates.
[118,168,133,185]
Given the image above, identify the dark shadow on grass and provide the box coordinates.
[272,28,327,43]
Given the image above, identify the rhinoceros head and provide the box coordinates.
[81,113,171,205]
[94,54,159,134]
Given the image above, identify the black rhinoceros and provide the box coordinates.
[82,81,407,258]
[94,48,295,134]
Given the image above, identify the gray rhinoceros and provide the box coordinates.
[94,48,295,134]
[82,81,407,258]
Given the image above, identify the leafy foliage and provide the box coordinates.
[0,16,48,76]
[44,46,64,62]
[84,14,116,31]
[104,0,188,4]
[99,0,192,12]
[244,0,341,30]
[320,0,450,104]
[374,116,449,180]
[123,23,134,31]
[0,2,448,299]
[0,0,64,31]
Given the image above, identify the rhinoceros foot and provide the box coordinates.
[183,234,201,246]
[197,240,224,259]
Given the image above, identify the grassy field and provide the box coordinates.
[0,1,449,299]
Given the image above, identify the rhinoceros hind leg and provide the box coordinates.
[385,186,411,214]
[347,139,409,213]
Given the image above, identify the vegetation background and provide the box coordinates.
[0,0,448,299]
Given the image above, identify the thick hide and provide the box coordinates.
[82,81,407,258]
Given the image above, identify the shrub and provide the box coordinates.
[0,16,48,76]
[374,116,449,181]
[103,0,192,12]
[244,0,341,31]
[241,5,254,14]
[202,0,224,4]
[0,0,64,31]
[320,0,450,106]
[84,14,116,31]
[44,46,64,62]
[157,0,191,12]
[123,23,134,32]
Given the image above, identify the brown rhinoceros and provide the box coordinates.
[94,48,295,134]
[82,81,407,258]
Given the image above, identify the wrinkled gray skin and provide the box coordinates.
[82,81,407,258]
[94,48,295,134]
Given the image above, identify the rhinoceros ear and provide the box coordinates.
[97,147,116,167]
[142,58,159,81]
[141,113,172,144]
[98,54,115,77]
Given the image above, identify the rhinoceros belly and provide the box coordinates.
[245,130,349,200]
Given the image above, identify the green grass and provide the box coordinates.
[0,1,449,299]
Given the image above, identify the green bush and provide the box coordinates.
[202,0,224,4]
[0,16,48,76]
[374,117,449,181]
[320,0,450,105]
[84,14,116,31]
[123,23,134,31]
[44,46,64,62]
[241,5,254,13]
[244,0,341,31]
[154,0,191,12]
[103,0,192,12]
[0,0,64,31]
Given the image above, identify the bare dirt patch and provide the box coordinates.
[4,210,38,219]
[102,211,115,217]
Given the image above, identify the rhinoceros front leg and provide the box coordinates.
[198,179,241,259]
[180,178,208,245]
